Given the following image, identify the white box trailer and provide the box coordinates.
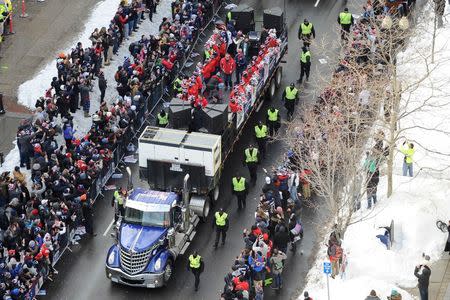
[139,126,222,200]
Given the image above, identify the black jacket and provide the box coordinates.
[414,265,431,288]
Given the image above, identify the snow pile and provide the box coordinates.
[0,0,172,174]
[17,0,122,108]
[301,5,450,300]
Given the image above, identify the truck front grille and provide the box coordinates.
[120,247,152,275]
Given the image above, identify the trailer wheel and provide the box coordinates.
[269,79,276,100]
[275,67,283,88]
[163,259,173,285]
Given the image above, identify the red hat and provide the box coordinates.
[8,249,15,256]
[66,152,72,158]
[31,209,39,216]
[80,194,87,202]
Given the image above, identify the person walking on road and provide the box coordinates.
[81,194,96,236]
[254,121,268,159]
[244,145,259,186]
[270,248,287,290]
[213,208,229,248]
[298,18,316,48]
[112,187,127,223]
[338,8,354,41]
[399,141,415,177]
[188,251,204,291]
[156,109,169,127]
[232,175,248,210]
[98,71,107,103]
[267,106,280,137]
[298,46,311,84]
[282,83,299,121]
[414,256,431,300]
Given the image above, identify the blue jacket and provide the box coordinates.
[63,125,75,140]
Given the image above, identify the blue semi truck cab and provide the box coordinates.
[105,178,203,288]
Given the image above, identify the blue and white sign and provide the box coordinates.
[323,262,332,274]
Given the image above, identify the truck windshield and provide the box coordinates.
[124,207,169,227]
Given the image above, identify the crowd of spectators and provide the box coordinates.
[0,0,220,298]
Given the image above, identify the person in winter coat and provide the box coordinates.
[235,49,246,84]
[62,122,75,148]
[220,53,236,90]
[414,257,431,300]
[444,220,450,254]
[98,71,107,103]
[365,290,381,300]
[269,248,287,289]
[79,80,91,117]
[303,291,313,300]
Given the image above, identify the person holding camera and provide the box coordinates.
[414,255,431,300]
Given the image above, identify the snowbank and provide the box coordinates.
[0,0,172,174]
[17,0,122,108]
[301,4,450,300]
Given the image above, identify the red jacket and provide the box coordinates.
[229,101,241,113]
[233,277,249,291]
[220,57,236,75]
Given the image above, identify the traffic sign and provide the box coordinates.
[323,262,332,274]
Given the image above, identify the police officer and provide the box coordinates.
[188,251,204,291]
[172,76,183,95]
[232,174,249,210]
[337,8,354,41]
[298,18,316,48]
[156,109,169,127]
[0,2,7,42]
[267,106,280,137]
[282,83,299,120]
[254,121,268,159]
[244,145,259,186]
[299,46,311,83]
[111,187,127,222]
[213,208,229,248]
[3,0,12,35]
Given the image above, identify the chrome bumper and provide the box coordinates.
[105,266,165,288]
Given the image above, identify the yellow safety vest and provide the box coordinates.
[245,148,258,163]
[400,146,415,164]
[254,125,267,138]
[114,191,124,205]
[157,113,168,125]
[227,11,232,21]
[285,87,298,100]
[232,177,246,192]
[215,212,228,226]
[339,12,352,25]
[267,109,279,121]
[0,5,6,22]
[204,50,211,60]
[301,51,311,63]
[189,255,201,269]
[300,23,313,35]
[173,78,182,92]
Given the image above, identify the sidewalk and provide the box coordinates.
[0,0,103,154]
[405,253,450,300]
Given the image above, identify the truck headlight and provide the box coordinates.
[108,251,116,265]
[154,258,162,271]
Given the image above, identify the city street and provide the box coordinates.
[41,0,352,299]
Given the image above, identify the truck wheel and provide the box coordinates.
[201,197,210,222]
[210,185,220,202]
[163,259,173,285]
[275,67,283,88]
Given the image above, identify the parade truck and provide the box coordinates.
[105,5,287,288]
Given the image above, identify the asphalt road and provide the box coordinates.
[43,0,351,299]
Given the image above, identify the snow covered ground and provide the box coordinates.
[300,5,450,300]
[0,0,172,174]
